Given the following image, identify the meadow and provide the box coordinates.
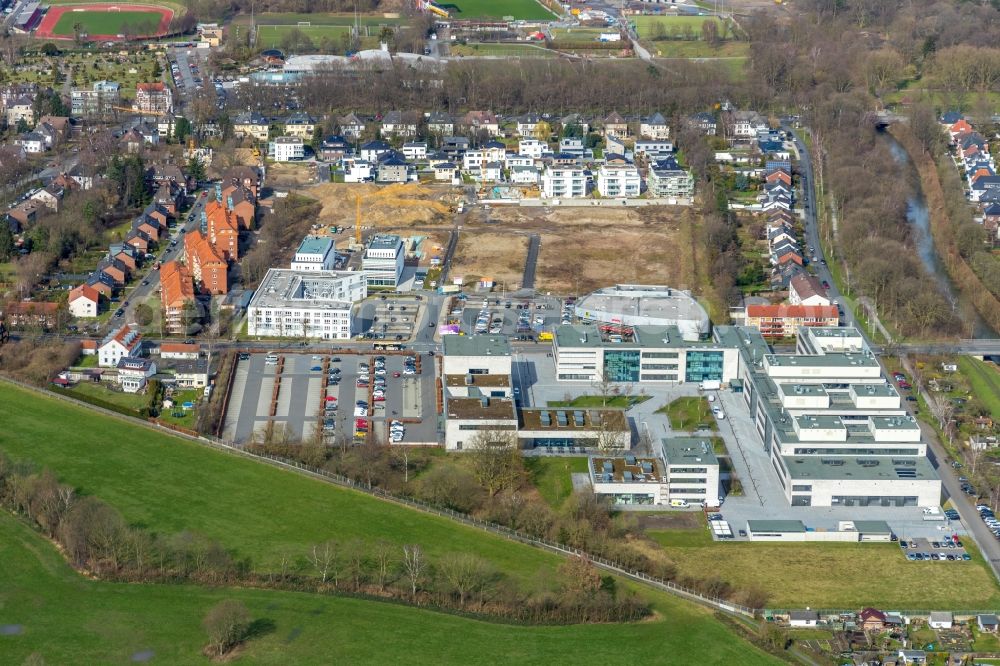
[0,511,782,665]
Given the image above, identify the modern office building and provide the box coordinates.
[734,326,940,507]
[361,234,404,288]
[290,236,336,271]
[587,440,720,507]
[247,269,367,340]
[552,323,739,384]
[442,335,517,450]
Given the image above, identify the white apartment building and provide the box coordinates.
[271,136,304,161]
[597,162,641,198]
[361,234,404,288]
[518,138,547,159]
[247,269,367,340]
[98,324,142,368]
[342,158,373,183]
[290,236,336,271]
[71,80,121,116]
[541,166,586,198]
[647,162,694,198]
[402,141,427,160]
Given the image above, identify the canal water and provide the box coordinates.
[880,130,998,338]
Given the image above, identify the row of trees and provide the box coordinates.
[247,435,769,609]
[0,453,649,625]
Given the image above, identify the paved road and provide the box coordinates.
[110,188,211,332]
[522,234,540,290]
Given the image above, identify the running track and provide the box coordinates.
[34,3,173,41]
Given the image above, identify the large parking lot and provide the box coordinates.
[454,294,564,339]
[222,351,439,446]
[897,536,971,562]
[356,294,427,342]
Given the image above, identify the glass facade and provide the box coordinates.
[685,350,724,382]
[831,495,918,507]
[603,350,641,382]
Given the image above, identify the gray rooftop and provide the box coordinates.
[554,323,725,350]
[574,284,709,340]
[368,234,402,250]
[662,437,719,466]
[747,520,806,533]
[248,269,365,311]
[781,455,937,481]
[442,334,511,357]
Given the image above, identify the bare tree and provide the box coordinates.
[372,539,396,592]
[308,540,338,584]
[438,552,495,608]
[468,430,522,497]
[401,544,427,600]
[202,599,252,658]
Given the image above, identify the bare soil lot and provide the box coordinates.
[485,205,698,293]
[310,183,460,230]
[450,232,529,287]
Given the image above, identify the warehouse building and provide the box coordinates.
[246,269,366,340]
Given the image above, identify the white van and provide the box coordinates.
[264,354,279,366]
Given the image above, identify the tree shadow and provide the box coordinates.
[245,618,277,641]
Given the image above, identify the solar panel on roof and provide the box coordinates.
[602,461,613,473]
[540,411,551,426]
[641,462,653,474]
[623,471,633,482]
[625,455,636,466]
[573,412,584,426]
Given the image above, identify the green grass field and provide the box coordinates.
[449,42,558,58]
[633,15,722,38]
[525,456,589,507]
[650,41,749,58]
[647,529,1000,609]
[658,396,717,431]
[0,511,782,665]
[247,12,407,26]
[957,357,1000,420]
[255,24,351,49]
[51,10,162,36]
[436,0,555,21]
[0,383,558,584]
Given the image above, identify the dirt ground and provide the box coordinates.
[450,232,529,287]
[307,183,461,230]
[265,162,317,188]
[484,205,698,294]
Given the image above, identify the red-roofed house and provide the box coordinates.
[860,608,887,632]
[80,338,98,355]
[184,231,228,295]
[2,301,60,329]
[744,304,839,338]
[788,273,830,307]
[949,119,973,140]
[159,342,200,359]
[68,284,100,318]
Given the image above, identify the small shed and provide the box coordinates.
[978,614,999,633]
[897,649,926,665]
[789,610,819,628]
[928,611,952,629]
[853,520,894,542]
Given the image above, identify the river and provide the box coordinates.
[880,130,998,338]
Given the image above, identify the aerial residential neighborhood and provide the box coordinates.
[2,0,1000,663]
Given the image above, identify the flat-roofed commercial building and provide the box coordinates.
[290,236,336,271]
[361,234,404,288]
[662,437,721,506]
[734,325,940,507]
[442,334,516,450]
[519,408,629,451]
[247,269,366,340]
[575,284,710,341]
[552,323,739,384]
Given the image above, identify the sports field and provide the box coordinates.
[633,15,724,38]
[34,3,173,40]
[435,0,556,21]
[256,24,352,50]
[0,511,778,665]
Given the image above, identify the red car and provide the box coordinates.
[201,191,208,197]
[392,371,401,378]
[325,396,337,402]
[373,395,385,402]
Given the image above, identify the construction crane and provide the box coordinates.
[352,185,452,251]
